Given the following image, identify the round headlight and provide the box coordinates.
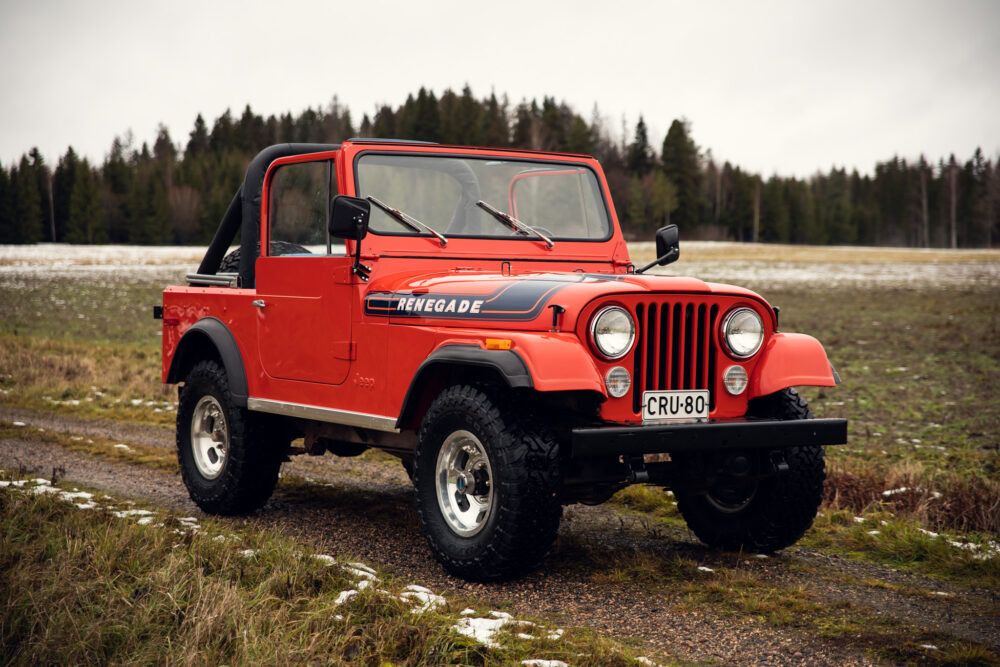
[722,307,764,358]
[590,306,635,360]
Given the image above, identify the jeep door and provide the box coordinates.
[255,155,355,385]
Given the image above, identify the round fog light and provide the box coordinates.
[605,366,631,398]
[723,365,749,395]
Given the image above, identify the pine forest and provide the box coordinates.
[1,86,997,248]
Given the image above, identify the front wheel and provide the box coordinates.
[414,384,562,581]
[675,388,825,553]
[177,360,283,515]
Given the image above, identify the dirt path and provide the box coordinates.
[3,406,997,666]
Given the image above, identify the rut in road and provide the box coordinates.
[2,405,997,666]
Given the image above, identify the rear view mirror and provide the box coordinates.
[329,195,370,240]
[635,224,680,274]
[654,224,679,266]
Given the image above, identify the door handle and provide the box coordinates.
[252,299,266,308]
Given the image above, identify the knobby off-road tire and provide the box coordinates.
[177,360,283,515]
[217,241,311,273]
[414,384,562,581]
[675,388,825,553]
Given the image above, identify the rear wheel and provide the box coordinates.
[414,384,562,581]
[675,388,825,553]
[177,360,283,514]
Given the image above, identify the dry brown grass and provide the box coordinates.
[825,461,1000,534]
[0,334,173,425]
[1,483,640,666]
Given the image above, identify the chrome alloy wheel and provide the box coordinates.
[435,429,495,537]
[191,395,228,479]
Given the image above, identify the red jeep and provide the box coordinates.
[160,141,846,581]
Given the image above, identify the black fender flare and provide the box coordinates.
[166,317,249,407]
[395,344,533,429]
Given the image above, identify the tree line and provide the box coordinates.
[1,86,997,247]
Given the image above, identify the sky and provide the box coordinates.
[1,0,997,178]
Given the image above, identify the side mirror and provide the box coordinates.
[654,224,679,266]
[329,195,370,240]
[634,224,680,274]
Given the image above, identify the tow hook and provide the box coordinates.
[769,450,790,475]
[624,454,649,483]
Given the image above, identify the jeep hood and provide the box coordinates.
[363,270,769,331]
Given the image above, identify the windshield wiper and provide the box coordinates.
[367,196,447,246]
[475,200,554,248]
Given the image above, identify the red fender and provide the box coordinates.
[506,332,606,395]
[749,333,839,398]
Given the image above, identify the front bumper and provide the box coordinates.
[570,418,847,459]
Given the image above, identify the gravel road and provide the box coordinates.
[3,405,997,666]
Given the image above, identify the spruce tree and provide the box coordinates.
[187,114,209,156]
[53,147,80,242]
[626,117,653,176]
[13,155,44,243]
[661,119,701,233]
[481,93,510,148]
[66,159,104,243]
[0,168,13,242]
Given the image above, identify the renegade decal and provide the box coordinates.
[365,279,573,322]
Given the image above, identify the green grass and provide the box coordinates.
[802,508,1000,589]
[0,478,654,666]
[676,567,997,665]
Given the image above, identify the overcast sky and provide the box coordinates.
[1,0,997,177]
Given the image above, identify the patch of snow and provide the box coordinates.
[932,591,951,597]
[854,517,866,523]
[344,564,378,581]
[60,490,93,500]
[347,561,377,575]
[452,612,514,648]
[521,661,568,667]
[868,530,881,536]
[460,608,476,616]
[112,509,154,518]
[400,584,446,614]
[920,644,939,650]
[334,589,358,606]
[312,554,336,566]
[113,444,132,452]
[697,566,714,573]
[12,421,25,426]
[918,528,940,538]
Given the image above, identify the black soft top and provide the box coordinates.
[196,143,339,288]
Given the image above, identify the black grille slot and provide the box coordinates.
[631,300,720,413]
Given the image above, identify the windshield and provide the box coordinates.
[355,154,612,241]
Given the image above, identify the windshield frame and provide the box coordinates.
[351,150,615,244]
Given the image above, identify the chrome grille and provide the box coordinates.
[632,301,719,413]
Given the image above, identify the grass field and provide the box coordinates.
[1,478,640,666]
[2,242,999,662]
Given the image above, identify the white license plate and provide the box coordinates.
[642,390,710,422]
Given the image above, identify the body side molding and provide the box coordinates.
[247,398,400,433]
